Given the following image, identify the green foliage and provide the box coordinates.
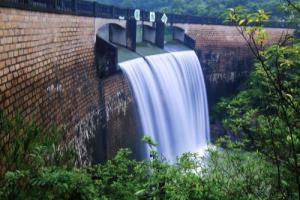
[0,110,282,199]
[98,0,284,20]
[204,146,279,199]
[91,149,147,200]
[142,135,157,148]
[216,5,300,199]
[1,168,98,200]
[0,111,75,176]
[0,110,289,200]
[0,145,282,200]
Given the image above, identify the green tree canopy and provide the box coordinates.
[97,0,284,19]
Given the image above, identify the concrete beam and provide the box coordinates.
[110,24,127,46]
[95,18,127,42]
[141,22,165,49]
[172,25,195,49]
[143,24,156,44]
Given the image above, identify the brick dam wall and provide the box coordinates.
[0,8,96,124]
[185,24,294,108]
[0,7,293,164]
[0,7,100,165]
[0,7,141,164]
[184,24,294,140]
[103,74,142,160]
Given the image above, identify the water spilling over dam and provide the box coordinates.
[120,50,210,162]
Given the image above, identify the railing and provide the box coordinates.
[56,0,73,12]
[77,0,94,16]
[0,0,297,28]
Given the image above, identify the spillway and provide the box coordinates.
[119,50,210,162]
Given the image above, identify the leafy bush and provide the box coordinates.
[0,142,283,200]
[0,106,289,200]
[0,110,75,176]
[216,5,300,199]
[1,168,98,200]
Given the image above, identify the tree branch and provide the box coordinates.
[286,0,300,13]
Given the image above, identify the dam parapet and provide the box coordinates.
[0,0,295,28]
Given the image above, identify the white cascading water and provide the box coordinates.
[119,50,210,162]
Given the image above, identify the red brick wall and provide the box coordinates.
[187,24,293,49]
[0,8,102,164]
[103,74,142,159]
[186,24,294,107]
[0,7,143,163]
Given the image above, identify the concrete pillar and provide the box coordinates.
[126,18,137,51]
[155,22,165,48]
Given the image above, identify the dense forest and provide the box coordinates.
[98,0,284,19]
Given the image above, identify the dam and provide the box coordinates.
[0,0,294,164]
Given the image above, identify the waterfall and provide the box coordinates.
[119,50,210,162]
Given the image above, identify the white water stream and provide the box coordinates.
[120,50,210,162]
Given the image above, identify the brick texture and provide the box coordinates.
[186,24,294,107]
[0,7,143,163]
[103,74,142,159]
[0,8,100,144]
[187,24,294,49]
